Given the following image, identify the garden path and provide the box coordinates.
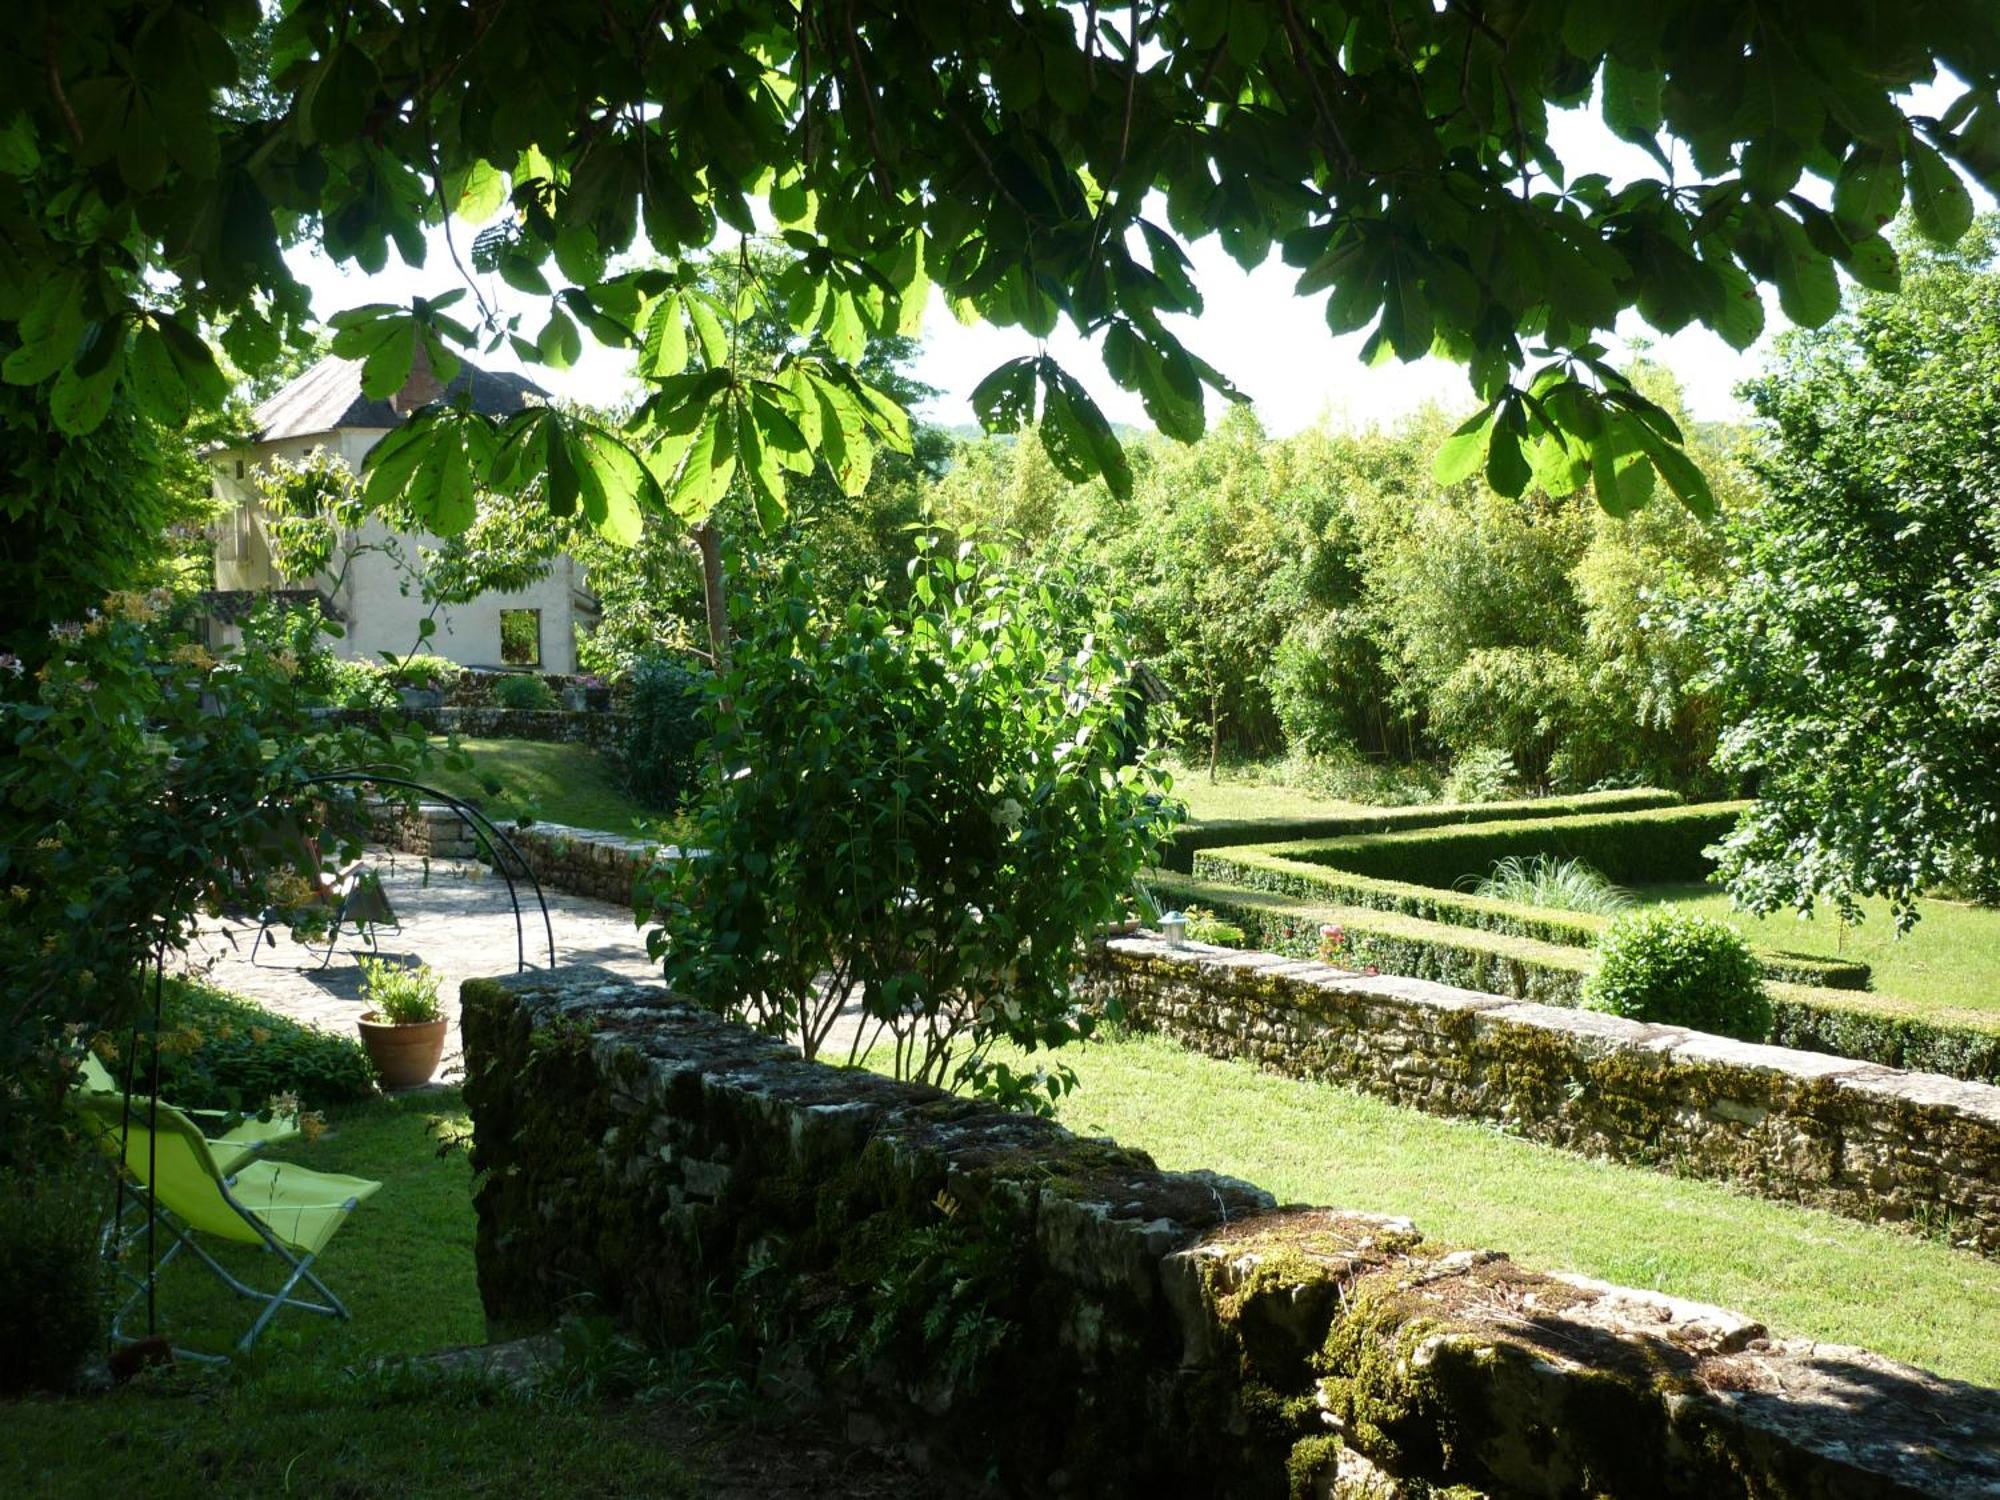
[177,848,660,1084]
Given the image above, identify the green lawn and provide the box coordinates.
[0,1093,696,1498]
[1165,766,1372,825]
[1036,1031,2000,1386]
[1634,883,2000,1016]
[428,737,658,834]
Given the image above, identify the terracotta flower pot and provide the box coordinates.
[357,1011,447,1090]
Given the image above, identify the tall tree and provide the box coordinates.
[1700,220,2000,929]
[5,0,1998,570]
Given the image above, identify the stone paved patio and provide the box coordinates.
[176,848,660,1084]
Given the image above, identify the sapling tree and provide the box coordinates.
[639,536,1176,1111]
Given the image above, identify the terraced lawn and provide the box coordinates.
[1034,1031,2000,1386]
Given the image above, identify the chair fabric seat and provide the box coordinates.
[220,1160,382,1256]
[78,1053,300,1169]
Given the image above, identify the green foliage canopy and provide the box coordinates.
[5,0,1999,537]
[1700,221,2000,929]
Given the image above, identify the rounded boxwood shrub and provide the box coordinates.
[1583,907,1772,1042]
[494,672,557,710]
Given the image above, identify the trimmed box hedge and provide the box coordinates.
[1145,874,1997,1085]
[1161,786,1683,873]
[1279,801,1752,888]
[1190,805,1867,991]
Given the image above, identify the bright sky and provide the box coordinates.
[288,79,1978,438]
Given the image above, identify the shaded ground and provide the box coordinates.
[4,1090,941,1498]
[175,850,661,1081]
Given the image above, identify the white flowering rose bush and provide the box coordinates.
[639,536,1177,1111]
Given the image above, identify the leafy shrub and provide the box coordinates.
[1469,854,1629,915]
[149,979,378,1110]
[1443,746,1516,804]
[1583,907,1771,1041]
[1,598,421,1149]
[493,672,557,710]
[388,654,455,690]
[359,957,443,1024]
[1182,906,1248,947]
[643,541,1176,1110]
[620,653,707,812]
[0,1144,106,1393]
[328,658,396,711]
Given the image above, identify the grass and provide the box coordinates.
[1634,883,2000,1017]
[1165,766,1372,825]
[1034,1031,2000,1386]
[0,1092,704,1499]
[427,736,657,834]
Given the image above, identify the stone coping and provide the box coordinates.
[462,966,2000,1499]
[1092,936,2000,1256]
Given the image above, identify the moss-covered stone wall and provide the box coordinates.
[461,966,1999,1499]
[1088,938,2000,1259]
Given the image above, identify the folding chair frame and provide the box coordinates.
[101,1169,361,1360]
[252,864,402,972]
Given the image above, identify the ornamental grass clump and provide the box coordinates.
[1469,853,1630,916]
[1583,907,1772,1042]
[0,1144,106,1395]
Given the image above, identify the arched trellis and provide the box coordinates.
[303,768,558,975]
[108,768,557,1358]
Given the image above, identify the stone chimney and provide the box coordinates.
[390,339,447,414]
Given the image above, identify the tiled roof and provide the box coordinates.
[249,354,547,442]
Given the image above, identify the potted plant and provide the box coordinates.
[355,957,447,1089]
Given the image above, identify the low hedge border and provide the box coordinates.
[1161,786,1683,873]
[1278,801,1753,887]
[1143,875,1997,1086]
[1189,814,1868,992]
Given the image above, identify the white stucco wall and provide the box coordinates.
[210,427,590,673]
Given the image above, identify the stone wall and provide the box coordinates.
[1088,937,2000,1257]
[320,704,629,748]
[377,802,669,905]
[460,967,2000,1500]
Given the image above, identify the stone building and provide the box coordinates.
[203,350,597,672]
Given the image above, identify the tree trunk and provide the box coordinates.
[1208,682,1220,784]
[694,521,732,674]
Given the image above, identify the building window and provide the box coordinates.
[500,609,542,666]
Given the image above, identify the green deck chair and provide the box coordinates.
[77,1053,301,1173]
[71,1090,380,1358]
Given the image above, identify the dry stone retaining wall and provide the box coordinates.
[377,801,669,905]
[460,966,2000,1499]
[320,704,628,748]
[1088,937,2000,1256]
